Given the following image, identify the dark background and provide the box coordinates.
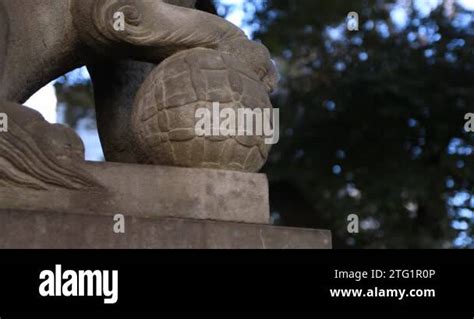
[53,0,474,249]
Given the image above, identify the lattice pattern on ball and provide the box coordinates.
[131,47,273,172]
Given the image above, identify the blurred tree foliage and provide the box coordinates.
[240,0,474,248]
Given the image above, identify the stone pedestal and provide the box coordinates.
[0,162,331,249]
[0,210,331,249]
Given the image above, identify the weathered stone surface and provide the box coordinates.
[0,161,270,224]
[0,210,331,249]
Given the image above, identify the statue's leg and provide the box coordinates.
[85,0,216,163]
[88,60,155,163]
[72,0,278,92]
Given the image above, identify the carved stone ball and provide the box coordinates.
[131,48,273,172]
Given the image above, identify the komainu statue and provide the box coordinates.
[0,0,278,190]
